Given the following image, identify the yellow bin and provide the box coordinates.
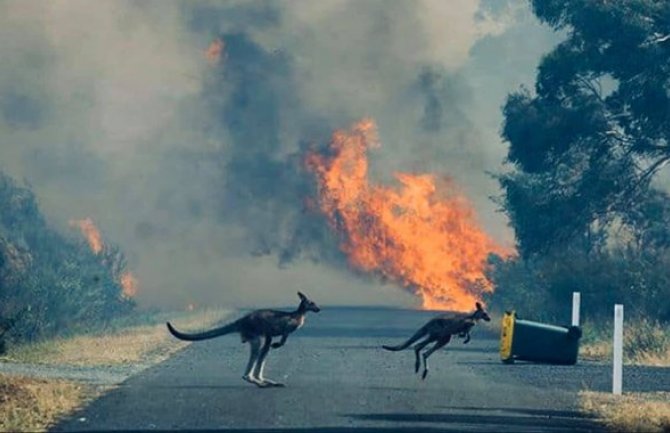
[500,310,581,365]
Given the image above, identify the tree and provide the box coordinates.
[500,0,670,256]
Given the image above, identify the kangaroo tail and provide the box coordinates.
[166,320,240,341]
[382,326,428,351]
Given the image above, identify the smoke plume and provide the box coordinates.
[0,0,559,308]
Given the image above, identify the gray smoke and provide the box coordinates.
[0,0,559,309]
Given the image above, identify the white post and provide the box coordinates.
[571,292,581,326]
[612,304,624,395]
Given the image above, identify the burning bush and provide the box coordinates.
[0,172,134,351]
[306,119,510,311]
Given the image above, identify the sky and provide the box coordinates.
[0,0,561,309]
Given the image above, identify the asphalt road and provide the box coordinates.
[51,307,620,432]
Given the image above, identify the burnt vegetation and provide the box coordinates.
[0,172,133,352]
[488,0,670,323]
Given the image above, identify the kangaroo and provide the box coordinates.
[382,302,491,379]
[166,291,320,388]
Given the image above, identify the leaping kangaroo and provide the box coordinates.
[382,302,491,379]
[166,291,320,388]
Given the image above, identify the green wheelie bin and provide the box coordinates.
[500,311,582,365]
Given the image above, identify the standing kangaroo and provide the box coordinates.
[166,291,320,388]
[382,302,491,379]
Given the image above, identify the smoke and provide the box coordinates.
[0,0,559,308]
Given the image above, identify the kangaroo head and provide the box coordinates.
[297,291,321,313]
[472,302,491,322]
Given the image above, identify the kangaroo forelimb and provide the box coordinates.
[271,334,288,349]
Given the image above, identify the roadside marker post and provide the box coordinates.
[571,292,581,327]
[613,304,624,395]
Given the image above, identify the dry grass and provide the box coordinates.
[0,308,231,432]
[4,308,230,366]
[580,339,613,362]
[0,374,97,432]
[631,348,670,367]
[580,319,670,367]
[581,391,670,433]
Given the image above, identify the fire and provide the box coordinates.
[306,119,510,311]
[120,271,139,299]
[205,37,225,65]
[69,218,103,255]
[70,217,139,299]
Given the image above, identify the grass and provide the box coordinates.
[581,391,670,433]
[0,374,95,432]
[0,307,231,432]
[580,318,670,366]
[2,308,230,366]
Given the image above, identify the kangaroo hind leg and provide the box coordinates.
[254,336,284,387]
[242,337,264,387]
[421,335,451,380]
[413,336,433,374]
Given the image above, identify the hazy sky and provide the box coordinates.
[0,0,560,309]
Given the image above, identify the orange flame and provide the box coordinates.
[70,217,138,299]
[69,218,103,254]
[120,272,139,299]
[205,38,225,65]
[306,119,511,311]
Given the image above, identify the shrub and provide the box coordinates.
[624,319,670,363]
[0,172,134,350]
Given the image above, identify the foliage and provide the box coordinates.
[580,317,670,366]
[492,0,670,323]
[0,172,133,350]
[487,242,670,323]
[500,0,670,256]
[623,317,670,361]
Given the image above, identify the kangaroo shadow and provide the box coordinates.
[347,407,605,433]
[437,406,594,419]
[53,428,520,433]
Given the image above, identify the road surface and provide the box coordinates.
[52,307,619,432]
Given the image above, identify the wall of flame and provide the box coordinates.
[306,119,511,311]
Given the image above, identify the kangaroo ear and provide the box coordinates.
[297,291,307,301]
[476,302,483,310]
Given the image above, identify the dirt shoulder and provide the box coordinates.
[579,319,670,432]
[2,308,230,367]
[487,314,670,432]
[0,308,232,432]
[581,391,670,433]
